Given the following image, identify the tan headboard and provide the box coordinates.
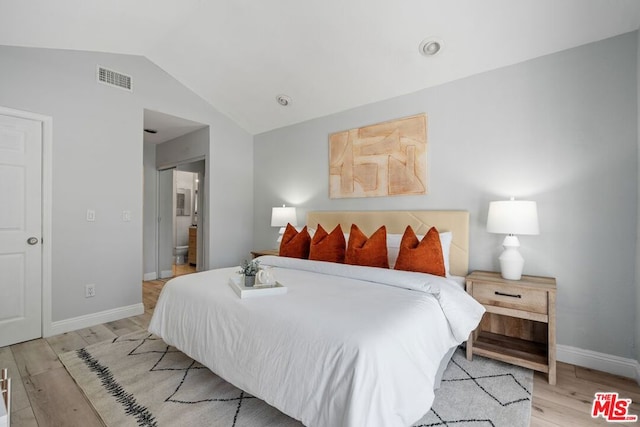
[307,210,469,276]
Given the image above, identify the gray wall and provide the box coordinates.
[157,168,174,278]
[143,141,157,278]
[156,127,208,169]
[0,45,253,322]
[637,29,640,365]
[254,33,638,359]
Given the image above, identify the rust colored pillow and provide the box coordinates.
[394,226,445,276]
[279,224,311,259]
[309,224,346,263]
[345,224,389,268]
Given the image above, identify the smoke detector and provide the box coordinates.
[419,38,443,57]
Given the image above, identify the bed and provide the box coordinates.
[148,210,485,427]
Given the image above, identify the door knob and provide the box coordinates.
[27,237,39,245]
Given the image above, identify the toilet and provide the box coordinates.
[174,245,188,265]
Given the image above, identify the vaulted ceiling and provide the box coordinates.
[1,0,639,134]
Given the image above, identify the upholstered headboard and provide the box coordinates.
[306,210,469,276]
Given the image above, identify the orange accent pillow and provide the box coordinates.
[394,226,445,276]
[309,224,346,263]
[279,224,311,259]
[345,224,389,268]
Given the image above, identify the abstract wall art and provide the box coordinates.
[329,113,427,198]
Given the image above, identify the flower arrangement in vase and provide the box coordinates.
[238,259,260,287]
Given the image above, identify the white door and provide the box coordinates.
[0,114,42,347]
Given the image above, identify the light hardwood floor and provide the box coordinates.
[1,268,638,426]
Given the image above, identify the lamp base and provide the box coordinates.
[275,226,286,247]
[498,235,524,280]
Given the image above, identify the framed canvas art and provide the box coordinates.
[329,113,427,198]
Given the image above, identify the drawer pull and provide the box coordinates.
[495,291,522,299]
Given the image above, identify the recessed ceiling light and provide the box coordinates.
[276,94,292,106]
[419,38,443,57]
[144,128,158,134]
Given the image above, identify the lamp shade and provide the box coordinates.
[487,200,539,235]
[271,206,297,227]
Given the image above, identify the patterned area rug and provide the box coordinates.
[59,331,532,427]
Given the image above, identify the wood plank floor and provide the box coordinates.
[1,265,638,426]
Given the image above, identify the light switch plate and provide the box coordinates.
[86,209,96,222]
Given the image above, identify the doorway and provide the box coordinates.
[142,109,208,282]
[0,106,52,347]
[157,163,204,279]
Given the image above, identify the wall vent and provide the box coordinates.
[97,66,133,92]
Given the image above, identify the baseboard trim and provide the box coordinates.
[160,270,173,279]
[557,344,640,382]
[46,303,145,337]
[143,272,157,281]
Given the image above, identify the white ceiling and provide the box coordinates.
[143,109,207,144]
[2,0,640,135]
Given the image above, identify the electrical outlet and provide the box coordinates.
[85,283,96,298]
[86,209,96,222]
[122,210,131,222]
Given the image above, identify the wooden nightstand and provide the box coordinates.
[250,249,279,258]
[465,270,557,385]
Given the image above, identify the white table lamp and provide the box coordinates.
[271,205,297,246]
[487,199,539,280]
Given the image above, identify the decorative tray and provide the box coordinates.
[228,276,288,298]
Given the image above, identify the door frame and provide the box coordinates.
[0,106,53,338]
[155,157,207,276]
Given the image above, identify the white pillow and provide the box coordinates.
[387,231,453,276]
[295,226,315,237]
[439,231,453,276]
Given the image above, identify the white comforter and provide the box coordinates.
[148,256,484,427]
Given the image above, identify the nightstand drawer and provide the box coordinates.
[473,283,548,314]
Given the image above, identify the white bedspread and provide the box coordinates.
[148,257,484,427]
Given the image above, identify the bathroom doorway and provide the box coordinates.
[142,109,209,281]
[157,161,204,279]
